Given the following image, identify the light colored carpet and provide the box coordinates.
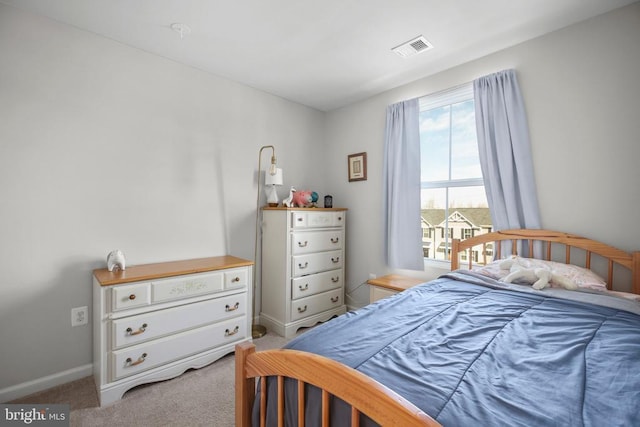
[11,333,290,426]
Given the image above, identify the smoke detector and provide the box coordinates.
[170,23,191,39]
[392,35,433,58]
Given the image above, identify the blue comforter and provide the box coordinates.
[261,272,640,426]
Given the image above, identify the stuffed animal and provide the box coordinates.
[290,190,319,208]
[499,257,577,290]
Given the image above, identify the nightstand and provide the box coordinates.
[367,274,425,303]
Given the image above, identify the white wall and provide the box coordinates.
[0,4,325,396]
[327,3,640,305]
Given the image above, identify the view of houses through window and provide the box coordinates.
[419,84,494,264]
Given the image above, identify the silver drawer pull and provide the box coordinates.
[125,353,147,367]
[297,305,308,313]
[298,241,308,247]
[299,284,309,291]
[331,257,340,263]
[298,262,309,269]
[225,302,240,312]
[330,237,339,244]
[331,276,339,283]
[225,326,240,337]
[331,296,339,303]
[126,323,148,336]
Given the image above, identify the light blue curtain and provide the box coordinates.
[474,69,541,255]
[383,99,423,270]
[474,69,541,230]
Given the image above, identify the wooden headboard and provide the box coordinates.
[451,229,640,294]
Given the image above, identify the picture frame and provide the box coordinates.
[348,152,367,182]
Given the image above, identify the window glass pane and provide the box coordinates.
[420,106,450,182]
[420,188,446,260]
[448,186,491,253]
[451,100,481,180]
[419,83,493,264]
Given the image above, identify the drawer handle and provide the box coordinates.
[331,276,340,283]
[231,277,241,283]
[331,257,340,263]
[331,237,339,244]
[225,326,240,337]
[297,217,303,222]
[298,262,309,269]
[297,305,308,314]
[299,284,309,291]
[125,353,147,367]
[337,216,342,221]
[298,241,308,247]
[126,323,148,336]
[331,296,340,303]
[225,302,240,312]
[128,294,136,300]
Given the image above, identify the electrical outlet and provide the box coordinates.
[369,273,377,279]
[71,306,88,327]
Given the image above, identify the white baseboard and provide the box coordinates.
[0,364,93,403]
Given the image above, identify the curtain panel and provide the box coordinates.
[383,99,423,270]
[474,69,541,255]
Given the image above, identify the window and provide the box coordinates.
[419,83,493,262]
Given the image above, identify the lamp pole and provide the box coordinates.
[252,145,276,339]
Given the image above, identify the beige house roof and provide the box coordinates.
[421,208,492,229]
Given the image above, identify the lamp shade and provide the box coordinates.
[264,168,283,186]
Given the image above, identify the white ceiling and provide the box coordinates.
[2,0,637,111]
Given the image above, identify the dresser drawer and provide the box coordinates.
[152,271,224,303]
[111,316,247,381]
[112,283,151,312]
[111,292,247,349]
[291,270,342,300]
[292,250,343,277]
[291,231,343,255]
[291,211,345,229]
[224,268,248,291]
[291,288,343,321]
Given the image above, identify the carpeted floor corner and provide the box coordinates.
[10,333,290,426]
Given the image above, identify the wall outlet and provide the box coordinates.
[71,306,88,327]
[369,273,377,279]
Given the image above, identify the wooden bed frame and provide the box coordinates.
[235,229,640,426]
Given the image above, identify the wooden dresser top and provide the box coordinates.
[93,255,253,286]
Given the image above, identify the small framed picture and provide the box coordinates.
[348,152,367,182]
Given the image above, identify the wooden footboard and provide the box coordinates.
[235,341,440,427]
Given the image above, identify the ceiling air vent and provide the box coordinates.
[392,35,433,58]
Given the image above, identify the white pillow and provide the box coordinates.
[473,256,608,292]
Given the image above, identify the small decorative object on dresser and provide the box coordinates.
[324,195,333,208]
[106,249,126,272]
[93,255,253,406]
[260,207,347,338]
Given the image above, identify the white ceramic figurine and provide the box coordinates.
[107,250,126,272]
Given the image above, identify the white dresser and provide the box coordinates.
[260,208,347,338]
[92,256,253,406]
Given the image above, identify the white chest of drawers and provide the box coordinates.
[92,256,253,406]
[260,208,347,338]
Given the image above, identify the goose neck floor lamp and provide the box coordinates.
[253,145,280,339]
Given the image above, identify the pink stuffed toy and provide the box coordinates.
[292,190,314,208]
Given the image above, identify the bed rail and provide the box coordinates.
[235,341,440,427]
[451,229,640,293]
